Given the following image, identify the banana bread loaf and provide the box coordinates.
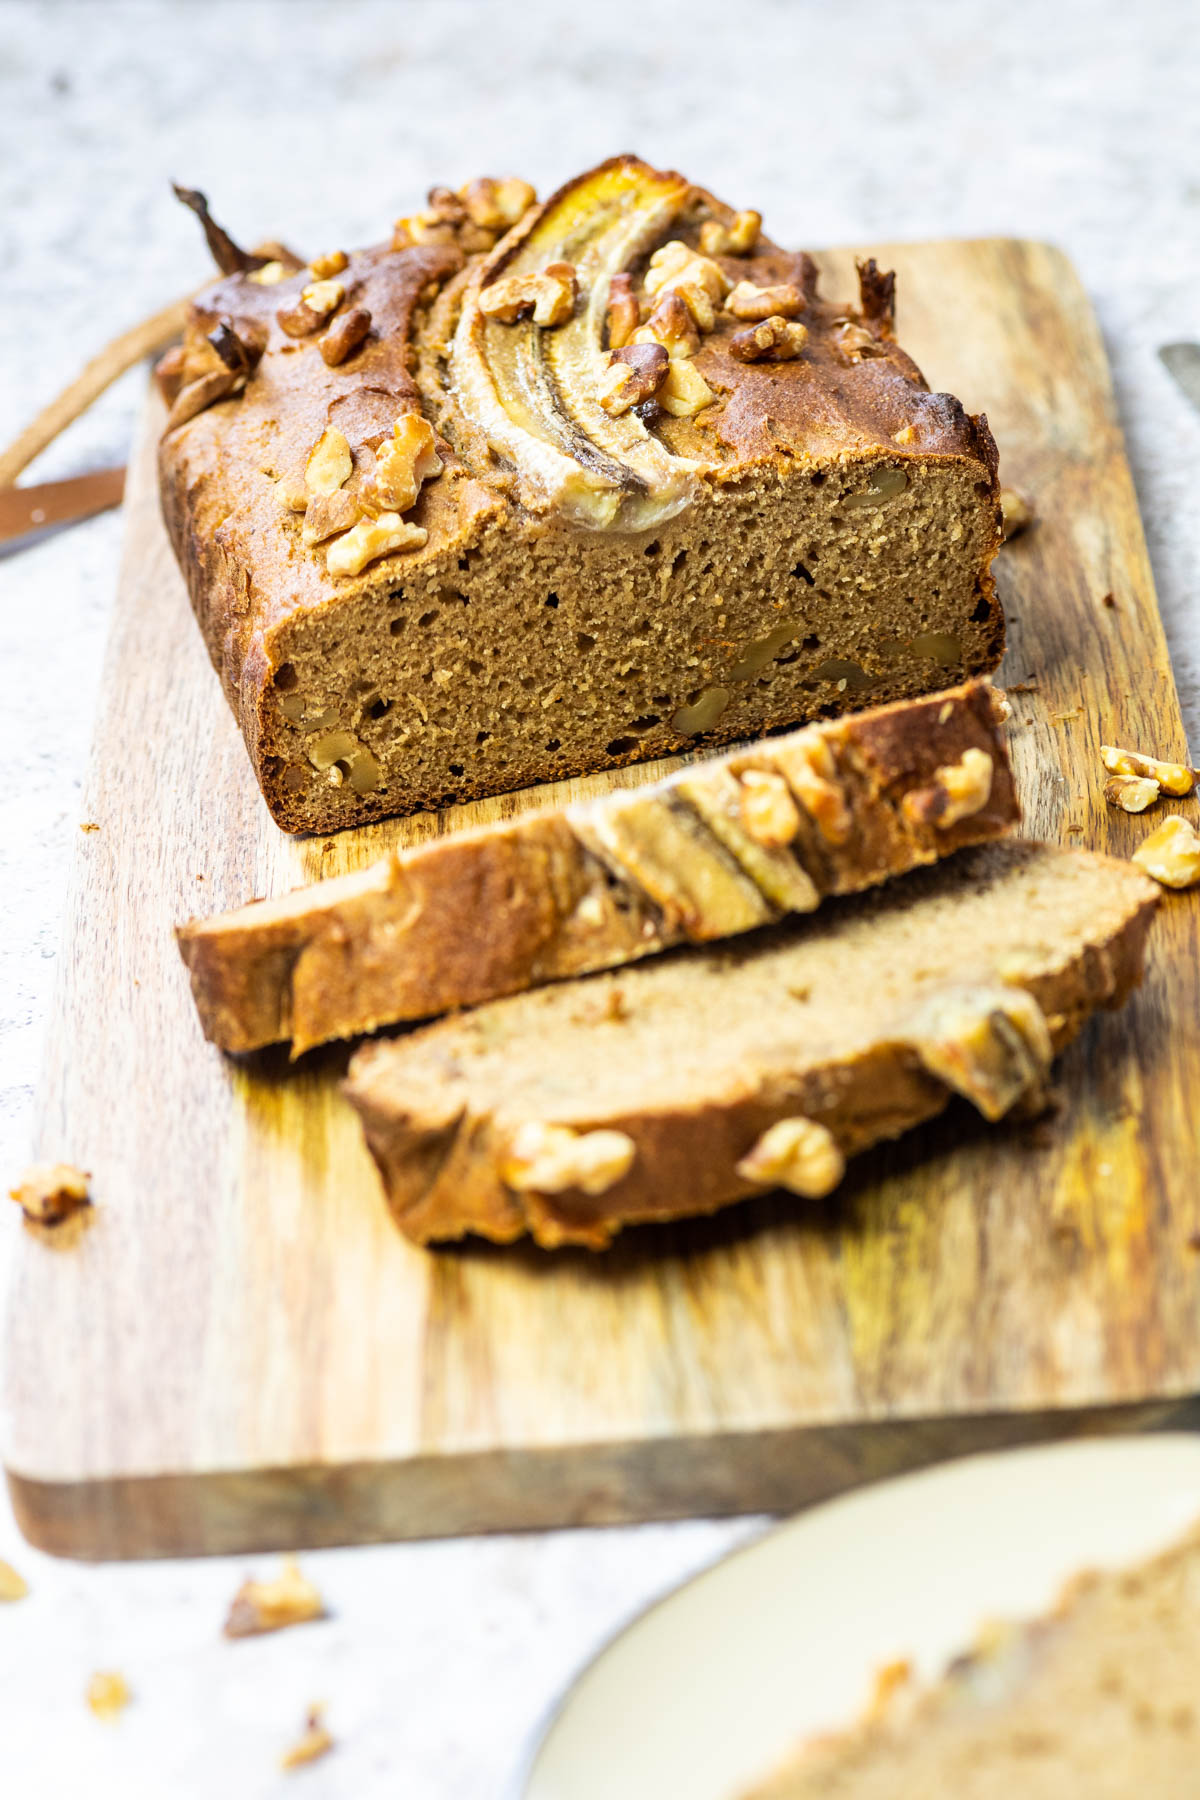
[344,843,1156,1248]
[157,157,1004,833]
[178,680,1015,1053]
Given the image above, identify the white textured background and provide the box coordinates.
[1,2,1198,1795]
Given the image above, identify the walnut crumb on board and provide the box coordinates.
[0,1558,29,1601]
[9,1162,90,1225]
[223,1557,326,1637]
[79,821,100,833]
[1101,743,1198,796]
[281,1705,335,1772]
[1132,815,1200,889]
[86,1671,131,1720]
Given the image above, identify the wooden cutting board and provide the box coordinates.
[7,240,1200,1560]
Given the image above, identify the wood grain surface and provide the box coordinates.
[6,240,1200,1560]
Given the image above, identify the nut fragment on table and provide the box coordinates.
[999,487,1036,540]
[598,343,668,416]
[726,279,805,321]
[729,315,809,362]
[735,1117,845,1197]
[281,1705,335,1772]
[0,1558,29,1602]
[9,1161,91,1225]
[1101,743,1197,796]
[1132,815,1200,888]
[86,1671,131,1721]
[224,1556,326,1637]
[479,261,577,327]
[698,209,761,256]
[502,1122,636,1196]
[902,747,994,829]
[1104,773,1160,812]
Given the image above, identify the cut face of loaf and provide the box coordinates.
[157,156,1003,832]
[177,680,1016,1053]
[344,844,1157,1249]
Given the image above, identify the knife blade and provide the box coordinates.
[1160,343,1200,417]
[0,466,126,546]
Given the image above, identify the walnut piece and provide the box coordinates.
[729,315,809,363]
[502,1122,636,1196]
[86,1672,131,1721]
[248,259,287,286]
[633,290,700,359]
[281,1705,335,1773]
[903,983,1053,1121]
[658,356,715,418]
[598,343,668,416]
[1101,743,1197,796]
[643,240,730,331]
[327,513,427,578]
[1132,815,1200,889]
[0,1558,29,1602]
[726,280,805,321]
[833,318,885,362]
[223,1557,326,1638]
[300,278,345,320]
[699,210,762,256]
[362,413,444,515]
[479,261,577,327]
[738,769,801,847]
[735,1117,845,1198]
[9,1161,91,1225]
[459,175,537,232]
[999,487,1036,540]
[319,305,371,366]
[302,489,360,546]
[304,426,353,497]
[606,272,639,349]
[309,249,348,280]
[902,747,994,830]
[1104,773,1160,813]
[774,733,851,845]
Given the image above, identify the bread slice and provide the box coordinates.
[157,156,1002,833]
[344,843,1156,1248]
[178,680,1014,1053]
[744,1518,1200,1798]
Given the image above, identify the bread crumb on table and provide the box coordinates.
[86,1671,131,1720]
[8,1162,91,1225]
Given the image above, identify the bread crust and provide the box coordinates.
[342,845,1157,1249]
[177,681,1017,1053]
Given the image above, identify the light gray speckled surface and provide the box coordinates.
[1,2,1198,1795]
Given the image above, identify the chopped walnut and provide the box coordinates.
[223,1556,326,1638]
[644,240,730,331]
[738,769,801,847]
[392,210,459,250]
[729,315,809,363]
[502,1121,636,1196]
[0,1558,29,1602]
[248,259,287,286]
[326,513,427,578]
[606,272,640,349]
[1000,487,1036,540]
[9,1161,91,1225]
[598,343,669,416]
[833,318,884,362]
[699,209,762,257]
[301,278,344,319]
[276,296,323,337]
[281,1705,335,1772]
[1101,744,1197,796]
[726,280,805,321]
[735,1117,845,1198]
[479,261,577,327]
[1104,773,1160,813]
[902,747,994,830]
[86,1672,131,1721]
[775,733,850,844]
[309,249,348,280]
[302,489,360,546]
[633,291,700,359]
[658,357,715,418]
[362,413,444,515]
[1132,815,1200,889]
[319,305,372,366]
[459,175,537,232]
[304,426,353,497]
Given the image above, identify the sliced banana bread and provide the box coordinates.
[344,843,1157,1248]
[157,157,1003,832]
[746,1518,1200,1799]
[178,680,1014,1053]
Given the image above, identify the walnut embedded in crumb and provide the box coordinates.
[1104,773,1160,813]
[502,1121,636,1196]
[9,1162,91,1225]
[735,1117,845,1198]
[86,1671,131,1721]
[1132,815,1200,889]
[729,315,809,363]
[0,1558,29,1602]
[999,487,1036,540]
[479,261,577,327]
[223,1556,326,1638]
[281,1705,335,1772]
[1101,743,1197,796]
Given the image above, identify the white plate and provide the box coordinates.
[516,1435,1200,1800]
